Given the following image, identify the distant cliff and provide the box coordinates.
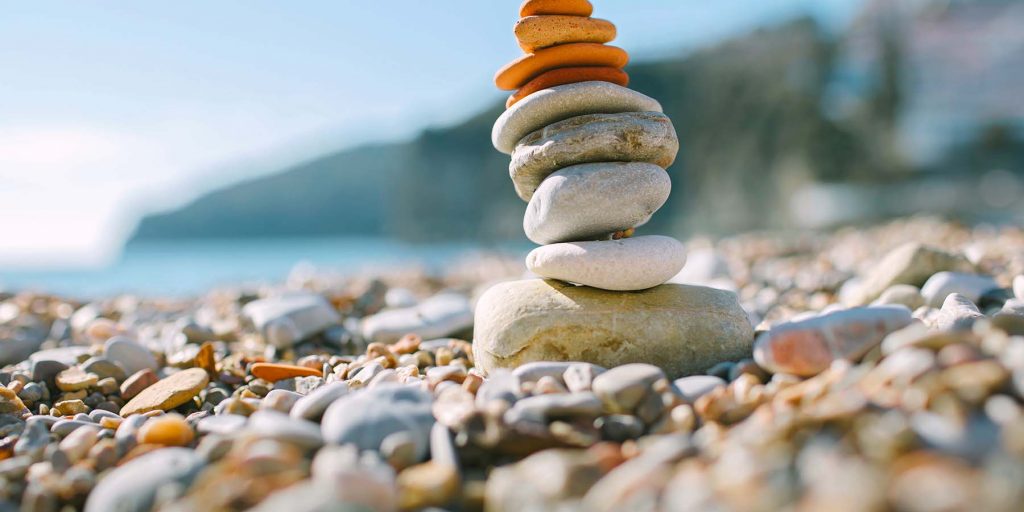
[131,19,882,243]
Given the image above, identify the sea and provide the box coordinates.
[0,238,528,299]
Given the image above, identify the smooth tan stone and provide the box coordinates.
[473,280,754,378]
[514,15,617,52]
[492,82,662,154]
[120,368,209,417]
[510,112,678,201]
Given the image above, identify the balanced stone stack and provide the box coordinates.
[474,0,754,378]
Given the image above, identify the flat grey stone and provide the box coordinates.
[84,448,204,512]
[527,235,686,291]
[523,162,671,245]
[247,410,323,450]
[321,385,434,460]
[360,292,472,344]
[504,392,604,424]
[920,272,1000,308]
[510,112,677,201]
[474,280,754,378]
[672,376,727,403]
[196,414,247,436]
[242,293,342,349]
[492,81,662,154]
[104,337,158,375]
[290,382,349,422]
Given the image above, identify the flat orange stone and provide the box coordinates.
[495,43,629,91]
[250,363,322,382]
[520,0,593,17]
[507,66,629,107]
[515,15,616,53]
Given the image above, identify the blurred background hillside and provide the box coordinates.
[2,0,1023,294]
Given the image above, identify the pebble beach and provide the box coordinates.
[1,217,1023,511]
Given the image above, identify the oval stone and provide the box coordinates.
[120,368,209,417]
[526,235,686,291]
[473,279,754,378]
[510,112,677,201]
[321,385,435,461]
[492,81,662,154]
[84,448,204,512]
[523,162,671,244]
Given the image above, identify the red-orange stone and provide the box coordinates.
[520,0,593,17]
[250,363,322,382]
[507,66,629,107]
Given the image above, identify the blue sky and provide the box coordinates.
[0,0,863,268]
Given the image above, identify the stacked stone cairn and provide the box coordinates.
[473,0,754,378]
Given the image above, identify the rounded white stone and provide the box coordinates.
[524,162,671,245]
[509,111,678,200]
[491,82,663,154]
[526,235,686,291]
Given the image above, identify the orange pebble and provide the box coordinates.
[520,0,593,17]
[506,66,629,107]
[137,414,194,447]
[495,43,629,90]
[515,15,616,52]
[250,362,322,382]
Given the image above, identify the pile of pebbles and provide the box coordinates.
[3,217,1024,511]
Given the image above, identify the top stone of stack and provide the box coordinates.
[495,0,628,108]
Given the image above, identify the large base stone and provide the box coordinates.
[473,279,754,378]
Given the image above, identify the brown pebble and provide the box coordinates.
[120,368,209,416]
[250,363,322,382]
[120,368,159,400]
[194,342,218,379]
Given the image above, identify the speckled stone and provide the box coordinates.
[523,162,671,244]
[474,280,754,378]
[510,112,677,201]
[492,81,662,154]
[526,235,686,291]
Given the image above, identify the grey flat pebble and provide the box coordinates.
[84,448,205,512]
[492,81,663,154]
[527,235,686,291]
[197,414,248,436]
[290,382,350,422]
[321,384,435,460]
[103,337,158,375]
[672,376,727,403]
[248,410,323,450]
[524,162,671,244]
[510,112,677,201]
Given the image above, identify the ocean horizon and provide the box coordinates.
[0,237,528,298]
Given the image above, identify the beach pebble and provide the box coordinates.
[137,414,194,447]
[248,410,323,450]
[361,292,473,344]
[592,364,666,413]
[933,294,985,332]
[672,376,727,403]
[474,370,521,407]
[514,15,616,52]
[474,280,753,378]
[873,284,925,310]
[504,392,604,424]
[321,385,435,460]
[59,424,99,463]
[753,305,913,377]
[0,335,43,366]
[120,368,209,416]
[511,112,677,200]
[290,381,350,422]
[495,43,628,91]
[250,363,321,382]
[31,359,69,387]
[847,243,974,305]
[196,414,247,436]
[0,386,28,415]
[261,389,303,413]
[242,293,342,349]
[14,419,50,458]
[104,337,159,375]
[120,368,159,400]
[84,448,204,512]
[492,82,661,154]
[523,162,671,244]
[564,363,606,393]
[920,272,1000,308]
[526,235,686,291]
[82,357,127,382]
[55,367,98,392]
[520,0,594,17]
